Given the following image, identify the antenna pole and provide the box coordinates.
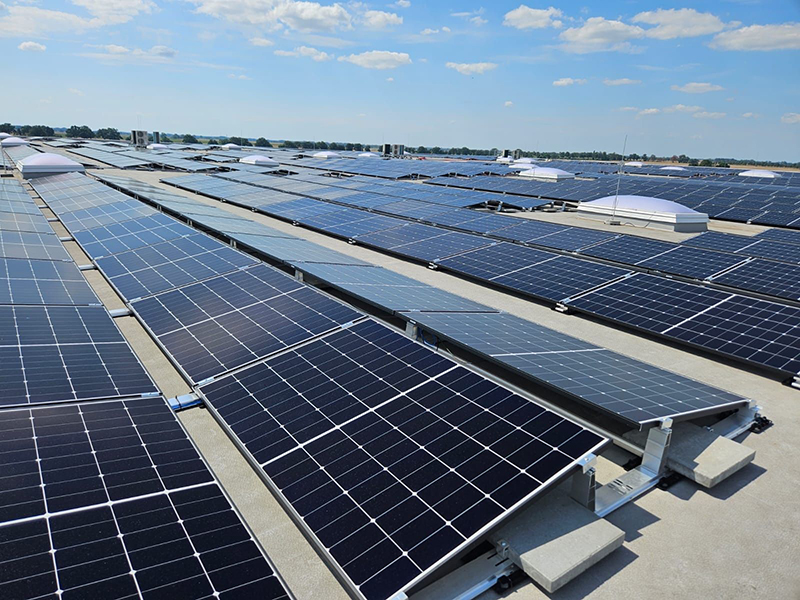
[610,134,627,225]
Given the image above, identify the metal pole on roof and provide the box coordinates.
[609,134,627,226]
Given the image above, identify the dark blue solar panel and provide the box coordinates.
[0,231,72,262]
[132,264,362,383]
[636,246,748,279]
[711,259,800,301]
[0,305,157,407]
[96,233,258,300]
[58,200,156,232]
[580,235,676,265]
[200,319,605,600]
[532,228,619,252]
[0,258,100,305]
[0,397,292,600]
[73,213,195,258]
[756,228,800,245]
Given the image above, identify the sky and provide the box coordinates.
[2,1,799,160]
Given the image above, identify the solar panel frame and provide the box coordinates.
[72,213,196,259]
[199,318,607,600]
[0,211,53,234]
[0,257,101,305]
[635,246,749,280]
[0,230,73,262]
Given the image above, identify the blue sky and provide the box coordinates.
[3,1,799,159]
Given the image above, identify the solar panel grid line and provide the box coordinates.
[0,397,294,600]
[199,319,607,600]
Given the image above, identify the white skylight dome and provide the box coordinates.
[0,132,12,139]
[495,156,513,163]
[578,194,708,232]
[624,161,644,167]
[513,157,537,164]
[0,136,28,147]
[147,143,168,150]
[239,154,279,166]
[518,166,575,181]
[313,151,340,159]
[660,165,687,171]
[358,152,379,158]
[16,152,84,178]
[738,169,781,179]
[221,143,241,150]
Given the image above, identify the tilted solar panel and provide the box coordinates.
[0,257,100,305]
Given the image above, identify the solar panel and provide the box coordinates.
[0,211,53,234]
[566,273,800,375]
[72,213,196,259]
[756,228,800,245]
[58,200,156,232]
[199,319,606,600]
[95,233,258,301]
[68,146,152,168]
[0,258,100,305]
[580,235,677,265]
[710,258,800,301]
[132,264,362,384]
[0,199,43,216]
[636,246,748,279]
[0,397,292,600]
[409,312,749,426]
[233,233,372,266]
[0,305,157,407]
[686,233,800,264]
[0,230,72,262]
[531,228,619,252]
[295,263,498,314]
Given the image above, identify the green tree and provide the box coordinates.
[95,127,121,140]
[255,137,269,147]
[66,125,94,138]
[688,158,699,166]
[353,143,363,151]
[699,159,713,167]
[417,146,429,154]
[430,146,442,154]
[0,122,14,133]
[19,125,55,137]
[207,139,219,145]
[316,141,329,149]
[182,134,199,144]
[227,136,251,146]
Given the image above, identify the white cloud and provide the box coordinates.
[363,10,401,29]
[451,8,486,25]
[386,77,393,82]
[664,104,702,113]
[503,6,562,30]
[638,108,660,116]
[0,0,155,37]
[394,0,410,7]
[693,111,726,119]
[274,45,332,61]
[559,17,644,53]
[710,23,800,51]
[190,0,352,33]
[442,26,450,33]
[603,78,640,86]
[445,61,497,75]
[18,40,45,51]
[228,73,252,80]
[104,44,130,53]
[741,112,759,118]
[249,37,274,47]
[671,82,724,93]
[504,100,513,107]
[632,9,726,40]
[619,106,638,111]
[339,50,411,69]
[420,28,438,35]
[68,88,84,96]
[470,16,487,26]
[781,113,800,124]
[552,77,586,86]
[71,0,157,25]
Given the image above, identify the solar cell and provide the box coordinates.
[711,259,800,301]
[0,211,53,234]
[295,263,498,314]
[686,233,800,264]
[0,305,157,407]
[233,234,372,265]
[756,228,800,246]
[410,312,748,425]
[132,264,362,383]
[200,319,606,600]
[580,235,677,265]
[0,258,100,305]
[58,200,156,232]
[566,273,800,375]
[532,228,618,252]
[0,397,292,600]
[96,233,258,300]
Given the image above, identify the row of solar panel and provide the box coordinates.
[158,174,800,378]
[165,172,800,303]
[38,171,611,600]
[85,172,753,429]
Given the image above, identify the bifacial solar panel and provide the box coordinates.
[409,312,749,426]
[200,319,606,600]
[132,264,362,384]
[295,263,498,314]
[0,397,293,600]
[711,258,800,301]
[580,235,677,265]
[566,273,800,375]
[636,246,748,279]
[96,233,258,301]
[0,305,157,407]
[0,230,72,262]
[0,258,100,305]
[72,213,196,259]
